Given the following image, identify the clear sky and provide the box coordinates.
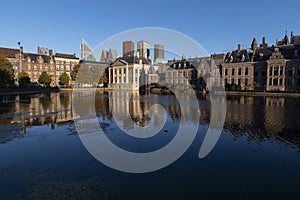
[1,0,299,58]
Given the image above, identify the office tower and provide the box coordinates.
[122,41,134,57]
[137,41,150,59]
[154,44,164,60]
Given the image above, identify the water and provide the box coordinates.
[1,91,300,199]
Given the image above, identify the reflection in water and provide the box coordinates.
[1,92,300,150]
[0,92,78,134]
[224,95,300,150]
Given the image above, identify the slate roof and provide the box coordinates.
[224,44,300,63]
[169,59,195,69]
[23,53,52,64]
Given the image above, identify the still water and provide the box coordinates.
[1,91,300,199]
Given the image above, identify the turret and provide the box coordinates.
[251,37,258,51]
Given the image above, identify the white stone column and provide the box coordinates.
[117,68,119,84]
[126,64,129,83]
[133,67,135,84]
[108,68,111,84]
[112,67,115,83]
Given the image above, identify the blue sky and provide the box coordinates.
[1,0,299,58]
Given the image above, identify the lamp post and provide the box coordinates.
[18,41,22,72]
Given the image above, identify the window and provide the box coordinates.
[279,66,283,76]
[225,69,228,76]
[231,78,235,84]
[245,67,249,76]
[245,78,248,86]
[232,68,235,76]
[269,66,273,76]
[238,79,241,86]
[238,68,242,75]
[279,78,283,86]
[273,78,278,86]
[28,65,31,70]
[274,66,278,76]
[288,69,293,76]
[224,78,228,84]
[269,78,272,85]
[287,78,292,85]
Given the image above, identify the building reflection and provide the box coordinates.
[1,91,300,151]
[10,91,78,132]
[225,95,300,149]
[107,91,199,131]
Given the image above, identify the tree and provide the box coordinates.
[38,71,52,85]
[59,72,70,86]
[71,64,80,80]
[0,54,13,86]
[18,72,30,87]
[98,70,108,85]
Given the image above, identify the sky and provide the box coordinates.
[1,0,299,59]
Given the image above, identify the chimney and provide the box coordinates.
[291,31,294,44]
[238,44,241,52]
[260,37,268,48]
[20,46,23,53]
[49,49,53,56]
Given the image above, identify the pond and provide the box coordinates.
[0,91,300,199]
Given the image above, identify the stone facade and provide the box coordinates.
[108,56,159,91]
[217,32,300,92]
[165,59,198,85]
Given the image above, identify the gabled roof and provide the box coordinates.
[112,56,151,66]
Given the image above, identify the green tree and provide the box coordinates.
[98,70,108,84]
[59,72,70,86]
[18,72,30,87]
[38,71,52,85]
[71,64,80,80]
[0,54,14,86]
